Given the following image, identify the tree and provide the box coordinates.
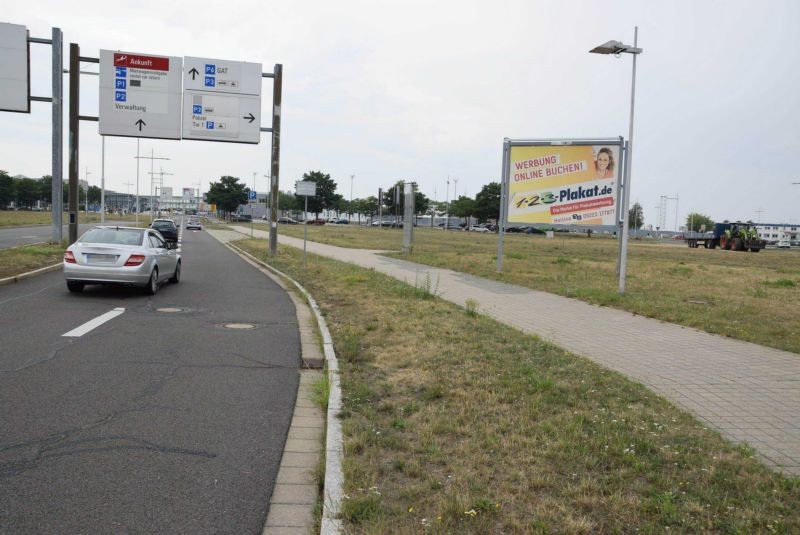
[15,178,41,208]
[474,182,501,222]
[686,212,714,232]
[39,175,52,204]
[449,195,476,224]
[381,182,428,219]
[206,176,249,216]
[0,171,15,208]
[297,171,339,218]
[628,202,644,229]
[278,190,298,216]
[88,185,102,205]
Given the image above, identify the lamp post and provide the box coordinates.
[590,27,643,294]
[350,174,354,221]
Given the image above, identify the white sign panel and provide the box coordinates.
[182,56,262,144]
[296,181,316,196]
[183,57,262,95]
[99,50,182,139]
[182,91,261,143]
[160,187,172,200]
[0,23,29,113]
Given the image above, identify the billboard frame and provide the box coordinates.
[497,136,628,283]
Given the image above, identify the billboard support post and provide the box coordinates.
[68,43,79,244]
[51,27,63,243]
[497,139,510,272]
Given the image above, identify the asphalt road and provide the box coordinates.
[0,220,139,249]
[0,224,301,533]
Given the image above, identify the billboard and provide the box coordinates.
[0,23,29,113]
[504,140,622,227]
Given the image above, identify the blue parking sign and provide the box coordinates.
[192,105,202,114]
[204,76,215,87]
[115,67,126,77]
[249,191,257,200]
[206,121,214,129]
[115,79,126,89]
[205,64,216,74]
[115,91,126,102]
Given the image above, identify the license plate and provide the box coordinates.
[85,254,117,264]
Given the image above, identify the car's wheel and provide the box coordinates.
[144,268,158,295]
[67,280,84,293]
[169,261,181,283]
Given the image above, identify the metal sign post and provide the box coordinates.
[296,180,316,264]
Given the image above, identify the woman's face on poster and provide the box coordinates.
[597,151,610,171]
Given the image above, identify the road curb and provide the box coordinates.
[215,236,344,534]
[0,262,63,287]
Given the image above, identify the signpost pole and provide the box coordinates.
[268,64,282,257]
[68,43,79,244]
[304,196,308,264]
[51,27,63,244]
[135,139,140,225]
[100,136,105,223]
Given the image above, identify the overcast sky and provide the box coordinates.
[3,0,799,228]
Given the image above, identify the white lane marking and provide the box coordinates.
[62,307,126,337]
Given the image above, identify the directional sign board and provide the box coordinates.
[182,56,262,144]
[296,181,316,196]
[0,23,30,113]
[99,50,182,139]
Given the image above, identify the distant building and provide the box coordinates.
[754,223,798,245]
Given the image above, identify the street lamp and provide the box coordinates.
[590,27,643,294]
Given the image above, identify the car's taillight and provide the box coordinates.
[124,254,145,266]
[64,251,76,263]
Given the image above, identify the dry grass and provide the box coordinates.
[235,237,800,534]
[277,226,800,354]
[0,210,140,227]
[0,243,64,278]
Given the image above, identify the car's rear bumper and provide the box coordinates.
[63,263,151,285]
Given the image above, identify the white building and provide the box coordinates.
[754,223,798,245]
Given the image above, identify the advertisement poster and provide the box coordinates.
[507,144,620,226]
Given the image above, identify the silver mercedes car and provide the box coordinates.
[63,226,181,295]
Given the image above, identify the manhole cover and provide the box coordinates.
[223,323,256,330]
[157,307,184,313]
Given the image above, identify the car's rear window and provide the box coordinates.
[153,221,176,229]
[78,228,145,246]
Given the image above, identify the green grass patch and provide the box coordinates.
[762,278,796,288]
[0,243,65,279]
[272,225,800,354]
[233,237,800,534]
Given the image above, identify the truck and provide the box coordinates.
[685,222,765,252]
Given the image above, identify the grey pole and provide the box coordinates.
[135,139,140,225]
[268,64,283,257]
[618,26,639,295]
[68,43,79,244]
[496,140,510,272]
[51,27,63,244]
[100,136,105,223]
[616,140,627,276]
[445,176,450,230]
[303,196,308,264]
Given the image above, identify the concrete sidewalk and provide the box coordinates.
[235,226,800,476]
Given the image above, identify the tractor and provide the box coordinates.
[714,222,765,252]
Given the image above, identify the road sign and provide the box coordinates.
[248,190,257,201]
[183,57,262,94]
[296,181,316,196]
[99,50,182,139]
[0,23,29,113]
[182,56,262,144]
